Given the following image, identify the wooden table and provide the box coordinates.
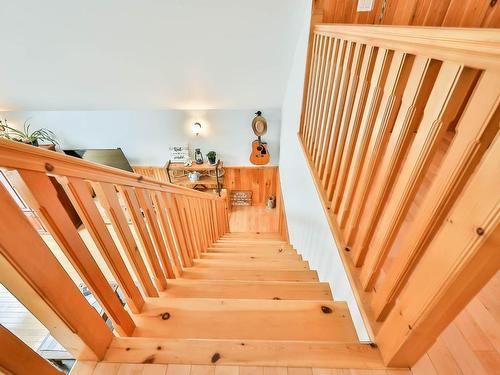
[166,160,223,195]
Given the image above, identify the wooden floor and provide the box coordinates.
[229,205,279,233]
[0,283,48,351]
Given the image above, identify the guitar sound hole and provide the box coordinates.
[257,146,263,151]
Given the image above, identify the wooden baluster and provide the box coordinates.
[372,72,500,320]
[304,34,323,147]
[211,200,220,239]
[59,176,145,313]
[92,181,158,297]
[200,199,211,250]
[360,64,479,290]
[376,129,500,366]
[165,192,192,267]
[152,191,182,277]
[0,182,113,361]
[307,35,329,153]
[204,200,214,245]
[176,196,196,260]
[185,197,202,258]
[350,57,441,266]
[324,43,365,193]
[317,40,349,182]
[195,198,207,251]
[136,188,175,279]
[317,41,356,180]
[337,48,394,227]
[331,46,378,210]
[119,185,168,290]
[14,170,135,336]
[311,37,336,163]
[344,52,415,245]
[0,325,65,375]
[302,33,320,139]
[305,34,326,151]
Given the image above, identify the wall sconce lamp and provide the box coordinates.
[192,122,202,136]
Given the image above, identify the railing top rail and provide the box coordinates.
[0,139,221,200]
[315,24,500,71]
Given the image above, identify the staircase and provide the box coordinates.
[102,232,384,368]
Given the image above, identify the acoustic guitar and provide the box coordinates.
[249,111,270,165]
[249,136,270,165]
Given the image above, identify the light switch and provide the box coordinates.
[357,0,374,12]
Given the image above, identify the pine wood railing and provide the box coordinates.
[0,139,229,368]
[299,25,500,366]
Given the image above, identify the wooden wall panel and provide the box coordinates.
[312,0,500,27]
[222,166,278,205]
[132,166,279,206]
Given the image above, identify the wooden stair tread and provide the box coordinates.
[132,298,357,342]
[192,258,310,270]
[201,252,303,260]
[207,247,296,255]
[104,338,384,367]
[159,279,333,300]
[182,268,318,281]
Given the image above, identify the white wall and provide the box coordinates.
[0,0,306,111]
[1,109,280,166]
[278,1,370,341]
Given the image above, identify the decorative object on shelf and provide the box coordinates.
[192,122,202,136]
[230,190,252,206]
[194,148,204,164]
[169,144,190,163]
[249,111,270,165]
[207,151,217,165]
[187,171,201,182]
[267,195,276,209]
[0,119,58,147]
[183,159,193,167]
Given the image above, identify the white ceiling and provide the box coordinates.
[0,0,309,111]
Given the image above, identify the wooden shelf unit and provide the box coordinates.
[166,160,223,194]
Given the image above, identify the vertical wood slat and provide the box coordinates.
[162,192,191,267]
[317,40,349,180]
[119,185,168,290]
[59,177,145,313]
[319,40,350,183]
[14,170,135,337]
[323,43,365,189]
[136,188,175,279]
[376,129,500,366]
[311,37,337,164]
[350,57,441,265]
[360,64,479,290]
[301,33,320,139]
[0,325,64,375]
[0,182,113,361]
[307,35,329,153]
[306,34,327,151]
[92,181,158,298]
[372,72,500,320]
[151,191,182,277]
[337,48,394,226]
[176,196,196,260]
[344,52,414,244]
[330,45,378,209]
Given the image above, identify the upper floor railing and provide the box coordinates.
[299,24,500,366]
[0,139,229,362]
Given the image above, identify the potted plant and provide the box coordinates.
[0,119,58,147]
[206,151,217,165]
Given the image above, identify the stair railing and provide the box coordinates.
[299,24,500,366]
[0,138,229,362]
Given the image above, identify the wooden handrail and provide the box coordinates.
[315,25,500,71]
[0,138,222,200]
[299,24,500,366]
